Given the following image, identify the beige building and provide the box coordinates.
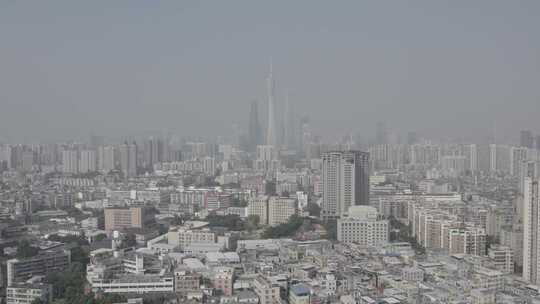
[268,197,296,226]
[253,275,280,304]
[248,196,269,226]
[104,207,147,231]
[174,269,201,294]
[167,228,215,248]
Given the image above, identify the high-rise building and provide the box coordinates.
[266,62,277,147]
[98,146,116,172]
[522,178,540,284]
[536,135,540,151]
[510,146,528,177]
[283,92,296,150]
[143,137,164,168]
[376,121,388,145]
[322,150,370,218]
[248,100,262,152]
[0,145,12,169]
[21,151,34,172]
[407,131,418,145]
[79,150,96,173]
[521,130,534,148]
[62,150,78,174]
[119,141,138,178]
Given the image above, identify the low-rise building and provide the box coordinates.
[6,283,52,304]
[337,206,389,246]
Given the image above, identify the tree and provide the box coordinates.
[306,203,321,217]
[323,219,337,241]
[120,233,137,248]
[207,214,245,231]
[245,215,260,232]
[94,233,107,242]
[16,240,39,258]
[262,215,304,239]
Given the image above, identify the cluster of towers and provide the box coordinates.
[246,62,300,152]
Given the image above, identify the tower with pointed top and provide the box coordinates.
[266,61,277,147]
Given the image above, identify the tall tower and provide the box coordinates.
[248,100,262,151]
[266,61,277,147]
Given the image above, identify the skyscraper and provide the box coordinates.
[79,150,96,173]
[283,92,296,150]
[62,150,78,174]
[266,62,277,147]
[321,150,370,218]
[521,130,534,148]
[376,121,388,145]
[522,178,540,284]
[248,100,262,151]
[119,141,138,178]
[98,146,116,173]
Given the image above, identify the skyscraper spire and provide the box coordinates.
[266,59,277,146]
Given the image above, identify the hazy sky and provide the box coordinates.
[1,1,539,143]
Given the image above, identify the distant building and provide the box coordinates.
[79,150,96,173]
[62,150,78,174]
[104,207,150,231]
[520,130,534,149]
[98,146,116,172]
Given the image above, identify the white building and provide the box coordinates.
[337,206,389,246]
[90,275,174,294]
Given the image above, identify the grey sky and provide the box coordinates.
[1,1,539,143]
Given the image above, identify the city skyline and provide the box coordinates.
[1,1,540,142]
